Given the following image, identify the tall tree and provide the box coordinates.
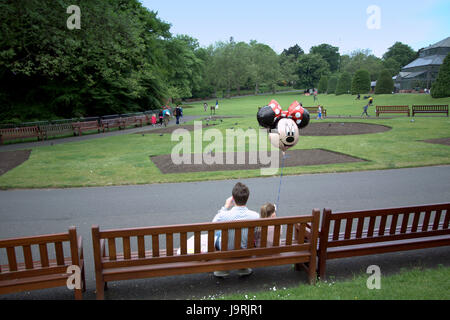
[383,42,417,72]
[281,44,304,59]
[310,44,340,72]
[431,53,450,98]
[295,53,330,89]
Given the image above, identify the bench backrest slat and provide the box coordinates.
[273,225,281,246]
[23,245,33,269]
[194,231,201,254]
[137,235,145,258]
[108,238,117,260]
[6,247,17,271]
[39,243,50,268]
[152,235,159,257]
[123,236,131,259]
[54,241,65,265]
[207,230,215,252]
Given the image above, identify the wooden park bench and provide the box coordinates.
[0,126,41,144]
[376,106,410,117]
[317,203,450,279]
[100,118,122,132]
[39,123,74,140]
[134,115,148,127]
[72,120,100,136]
[0,227,85,299]
[91,210,320,299]
[412,105,448,117]
[119,116,140,129]
[304,106,327,118]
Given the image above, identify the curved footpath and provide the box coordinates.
[0,115,203,152]
[0,165,449,300]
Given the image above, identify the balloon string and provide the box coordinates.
[276,151,287,212]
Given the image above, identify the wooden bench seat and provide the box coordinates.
[120,116,140,129]
[305,107,327,118]
[0,227,85,299]
[39,123,74,139]
[134,115,148,126]
[92,211,320,299]
[412,105,448,117]
[72,120,100,136]
[100,118,122,132]
[0,126,41,144]
[376,106,410,117]
[318,203,450,279]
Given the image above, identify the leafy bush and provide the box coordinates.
[375,70,394,94]
[431,53,450,98]
[327,76,338,94]
[318,76,328,93]
[351,69,371,95]
[335,72,352,95]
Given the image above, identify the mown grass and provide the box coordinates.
[211,265,450,300]
[0,93,449,188]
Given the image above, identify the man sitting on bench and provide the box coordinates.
[212,182,259,278]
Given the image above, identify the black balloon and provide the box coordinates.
[298,109,310,129]
[257,106,276,129]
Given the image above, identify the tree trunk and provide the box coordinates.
[255,83,259,95]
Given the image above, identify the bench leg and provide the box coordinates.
[74,288,83,300]
[318,256,326,281]
[96,278,105,300]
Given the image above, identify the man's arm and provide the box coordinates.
[212,197,234,222]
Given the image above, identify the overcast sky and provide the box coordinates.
[140,0,450,57]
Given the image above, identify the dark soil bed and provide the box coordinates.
[141,122,391,136]
[299,122,391,136]
[150,149,365,174]
[0,150,32,176]
[422,138,450,146]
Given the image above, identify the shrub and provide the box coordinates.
[318,76,328,93]
[327,76,338,94]
[335,72,352,95]
[431,53,450,98]
[351,69,371,95]
[375,69,394,94]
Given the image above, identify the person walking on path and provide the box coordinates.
[212,182,259,278]
[175,105,183,125]
[361,104,370,117]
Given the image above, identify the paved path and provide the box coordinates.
[1,165,449,299]
[0,115,202,152]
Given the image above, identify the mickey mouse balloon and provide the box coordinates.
[269,118,299,152]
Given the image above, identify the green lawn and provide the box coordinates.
[210,265,450,300]
[0,93,449,189]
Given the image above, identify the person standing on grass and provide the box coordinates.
[212,182,259,278]
[317,105,323,120]
[204,102,208,112]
